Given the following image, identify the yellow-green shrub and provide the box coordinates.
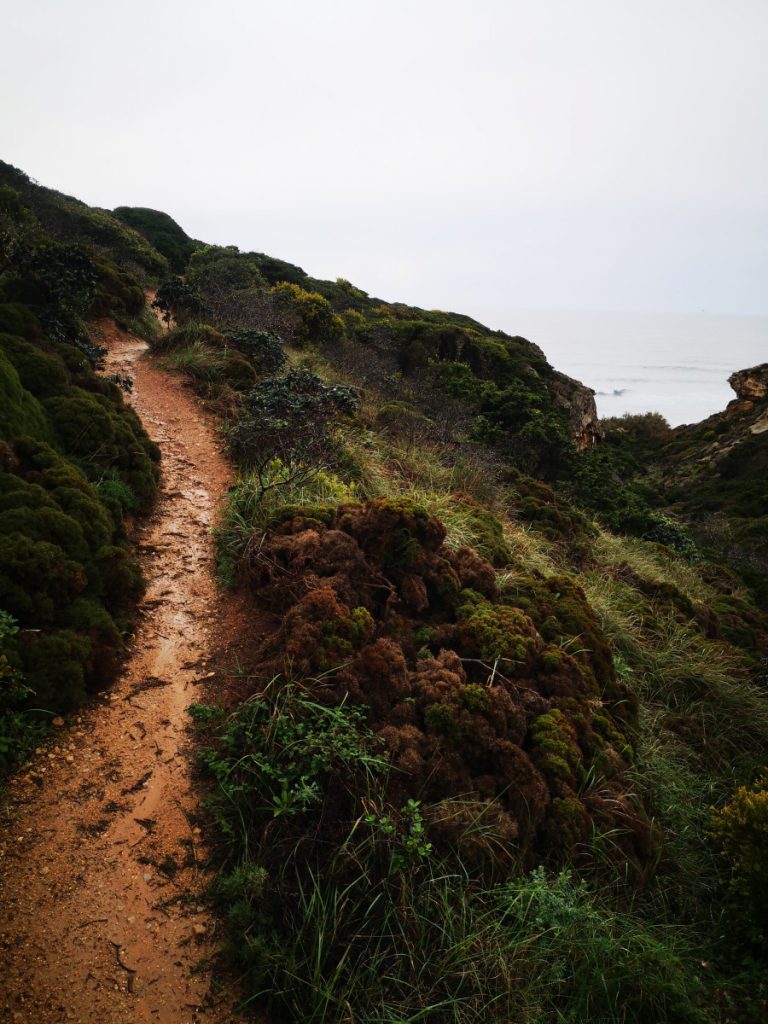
[710,775,768,937]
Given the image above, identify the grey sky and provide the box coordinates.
[2,0,767,318]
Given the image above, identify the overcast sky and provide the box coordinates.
[2,0,767,318]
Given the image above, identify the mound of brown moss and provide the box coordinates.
[242,497,652,872]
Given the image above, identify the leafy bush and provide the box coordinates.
[228,327,287,375]
[273,282,345,347]
[152,275,206,326]
[710,775,768,943]
[0,609,43,770]
[0,184,159,726]
[602,411,672,443]
[228,368,359,495]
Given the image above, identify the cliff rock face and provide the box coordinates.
[723,364,768,438]
[551,371,604,449]
[728,364,768,404]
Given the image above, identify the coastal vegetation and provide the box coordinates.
[145,239,767,1020]
[0,164,160,767]
[1,160,767,1020]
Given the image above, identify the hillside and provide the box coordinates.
[1,163,767,1023]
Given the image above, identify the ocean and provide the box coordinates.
[486,309,768,428]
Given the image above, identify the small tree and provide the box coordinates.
[228,328,287,375]
[152,276,205,327]
[228,368,359,496]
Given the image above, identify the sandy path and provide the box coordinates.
[0,324,246,1023]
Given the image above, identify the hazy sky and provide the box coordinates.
[2,0,767,319]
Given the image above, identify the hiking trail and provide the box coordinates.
[0,321,248,1024]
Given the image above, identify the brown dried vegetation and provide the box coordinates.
[241,497,652,871]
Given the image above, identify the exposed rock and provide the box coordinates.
[728,363,768,403]
[550,370,604,449]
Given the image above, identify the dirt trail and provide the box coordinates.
[0,323,247,1023]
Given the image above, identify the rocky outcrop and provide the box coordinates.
[728,364,768,404]
[551,371,604,449]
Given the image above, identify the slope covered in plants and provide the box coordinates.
[1,163,767,1022]
[144,239,768,1019]
[0,167,164,767]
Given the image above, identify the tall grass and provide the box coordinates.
[197,683,707,1024]
[205,344,768,1021]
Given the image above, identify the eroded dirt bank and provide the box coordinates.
[0,324,246,1023]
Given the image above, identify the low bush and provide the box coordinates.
[228,327,287,375]
[228,368,359,495]
[710,775,768,945]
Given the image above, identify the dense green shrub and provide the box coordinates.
[0,351,50,439]
[0,332,68,398]
[152,275,206,326]
[228,327,287,375]
[0,609,43,769]
[272,282,346,347]
[710,775,768,944]
[0,186,159,724]
[228,368,359,493]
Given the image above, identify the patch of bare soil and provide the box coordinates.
[0,322,255,1023]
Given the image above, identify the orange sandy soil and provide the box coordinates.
[0,323,259,1023]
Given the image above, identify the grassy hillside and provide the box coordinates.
[144,245,768,1019]
[113,206,198,273]
[2,167,767,1020]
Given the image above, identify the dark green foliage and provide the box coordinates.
[22,629,91,709]
[0,332,68,398]
[0,609,45,770]
[0,185,159,724]
[0,444,147,712]
[710,775,768,946]
[601,410,672,443]
[456,500,512,567]
[112,206,196,273]
[152,275,206,326]
[0,350,50,439]
[229,368,359,490]
[41,390,159,509]
[510,473,597,567]
[566,441,698,556]
[0,302,43,340]
[0,160,167,276]
[228,328,287,375]
[89,258,145,321]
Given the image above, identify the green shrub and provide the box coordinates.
[228,368,359,493]
[0,609,43,770]
[151,321,226,353]
[0,332,68,399]
[710,775,768,942]
[152,276,206,326]
[228,327,287,375]
[272,282,346,347]
[0,351,50,439]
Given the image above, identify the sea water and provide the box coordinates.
[488,309,768,428]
